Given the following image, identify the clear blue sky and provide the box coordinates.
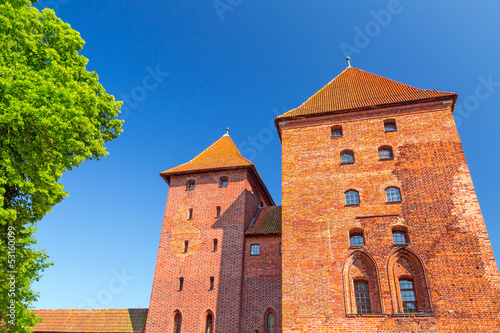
[32,0,500,309]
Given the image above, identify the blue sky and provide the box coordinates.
[32,0,500,309]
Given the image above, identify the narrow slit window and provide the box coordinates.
[279,243,282,255]
[178,277,184,291]
[173,313,181,333]
[219,176,228,188]
[354,281,372,314]
[216,206,221,218]
[205,314,213,333]
[209,276,214,291]
[186,180,195,191]
[267,312,275,333]
[399,279,418,313]
[184,240,189,253]
[213,239,218,252]
[187,209,193,220]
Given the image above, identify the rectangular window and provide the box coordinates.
[219,176,228,187]
[250,244,260,256]
[186,180,195,191]
[354,281,371,314]
[209,277,214,291]
[399,279,417,313]
[384,120,397,132]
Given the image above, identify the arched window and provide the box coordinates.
[331,125,343,137]
[399,279,417,313]
[251,244,260,256]
[350,233,364,247]
[173,312,181,333]
[186,180,195,191]
[205,313,213,333]
[345,190,360,205]
[393,230,407,245]
[354,280,371,314]
[266,311,275,333]
[343,251,382,315]
[219,176,228,187]
[384,119,397,132]
[379,146,394,160]
[340,150,355,164]
[386,187,402,202]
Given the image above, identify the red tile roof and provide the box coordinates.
[161,135,253,179]
[32,309,148,333]
[160,134,275,206]
[246,206,282,235]
[277,67,457,119]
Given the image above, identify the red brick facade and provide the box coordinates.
[277,68,500,331]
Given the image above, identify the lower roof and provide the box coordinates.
[32,309,148,333]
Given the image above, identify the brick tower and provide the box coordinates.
[144,132,275,333]
[276,66,500,332]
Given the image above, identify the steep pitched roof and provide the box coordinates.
[160,133,275,206]
[161,134,253,178]
[32,309,148,333]
[246,206,282,235]
[277,67,457,119]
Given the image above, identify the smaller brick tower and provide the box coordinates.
[144,131,274,333]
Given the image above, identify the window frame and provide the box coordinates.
[186,180,195,191]
[386,187,402,203]
[379,146,394,160]
[399,278,418,313]
[345,190,360,206]
[384,119,397,132]
[219,176,228,188]
[340,150,355,164]
[250,244,260,256]
[354,280,372,314]
[331,125,343,138]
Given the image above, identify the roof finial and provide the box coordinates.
[223,127,229,137]
[346,56,352,68]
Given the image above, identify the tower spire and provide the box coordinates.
[223,127,230,137]
[346,56,352,68]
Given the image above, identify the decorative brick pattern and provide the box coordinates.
[279,98,500,332]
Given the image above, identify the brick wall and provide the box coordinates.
[145,169,265,333]
[241,234,282,333]
[279,100,500,332]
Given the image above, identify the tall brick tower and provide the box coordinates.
[276,66,500,332]
[144,132,275,333]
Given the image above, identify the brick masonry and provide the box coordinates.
[278,100,500,332]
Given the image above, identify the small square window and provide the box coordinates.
[345,190,360,206]
[393,231,407,245]
[331,125,343,137]
[350,233,364,247]
[219,176,228,188]
[384,120,397,132]
[250,244,260,256]
[186,180,195,191]
[379,147,394,160]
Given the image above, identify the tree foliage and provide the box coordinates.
[0,0,123,331]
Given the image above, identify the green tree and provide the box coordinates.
[0,0,123,331]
